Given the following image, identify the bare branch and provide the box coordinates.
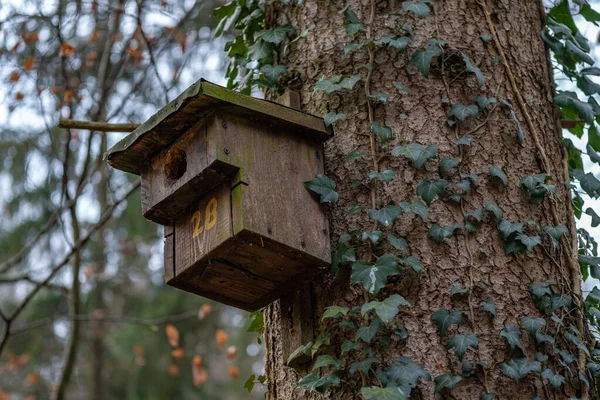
[58,119,139,132]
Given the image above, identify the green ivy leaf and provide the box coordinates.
[541,369,566,390]
[361,294,410,324]
[341,341,360,354]
[488,164,507,185]
[498,219,523,239]
[500,324,523,351]
[321,306,349,321]
[351,255,400,294]
[392,143,438,168]
[480,393,495,400]
[371,122,393,146]
[520,316,545,336]
[342,7,365,36]
[500,100,525,142]
[385,356,431,389]
[480,33,493,44]
[304,174,338,203]
[432,308,464,336]
[388,235,408,254]
[428,224,462,245]
[312,355,344,371]
[449,104,479,121]
[462,54,485,88]
[248,39,276,62]
[361,386,409,400]
[450,284,469,296]
[349,358,380,375]
[447,333,479,361]
[402,2,431,18]
[367,92,389,103]
[343,41,364,56]
[287,341,313,365]
[455,134,473,146]
[434,373,462,394]
[362,230,383,244]
[244,374,256,392]
[393,81,412,94]
[516,233,541,252]
[369,205,402,226]
[398,256,423,273]
[439,156,459,174]
[551,294,573,311]
[348,204,362,215]
[534,330,554,345]
[368,170,396,184]
[345,149,363,162]
[500,358,541,382]
[355,319,382,343]
[476,95,496,109]
[565,331,590,356]
[324,112,346,127]
[409,44,442,78]
[417,179,448,205]
[482,298,496,317]
[255,24,295,44]
[585,208,600,227]
[484,201,503,221]
[297,373,340,393]
[260,64,289,86]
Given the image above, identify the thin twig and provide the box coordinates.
[57,119,139,132]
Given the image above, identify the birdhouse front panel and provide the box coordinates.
[105,80,332,311]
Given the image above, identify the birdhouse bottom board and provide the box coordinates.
[163,183,327,311]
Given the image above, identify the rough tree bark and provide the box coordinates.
[263,0,586,399]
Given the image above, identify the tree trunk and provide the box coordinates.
[264,0,587,399]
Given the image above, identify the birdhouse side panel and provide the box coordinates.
[173,183,233,276]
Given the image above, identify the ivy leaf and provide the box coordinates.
[447,333,479,361]
[542,225,568,248]
[432,308,464,336]
[393,81,412,94]
[534,330,554,345]
[565,331,590,356]
[484,201,503,221]
[368,170,396,184]
[516,233,541,252]
[355,319,382,343]
[462,54,485,88]
[367,92,389,103]
[417,179,448,205]
[449,104,479,121]
[351,255,400,294]
[260,64,289,86]
[324,112,346,127]
[392,143,438,168]
[551,294,573,311]
[407,200,429,221]
[455,134,473,146]
[500,324,523,351]
[482,298,496,317]
[343,41,364,56]
[480,33,493,44]
[585,208,600,227]
[362,230,383,244]
[398,256,423,273]
[480,393,495,400]
[369,205,402,226]
[440,156,459,174]
[287,341,313,365]
[498,219,523,239]
[402,2,431,18]
[409,44,442,78]
[341,341,360,354]
[451,284,469,296]
[385,356,431,389]
[520,316,545,336]
[304,174,338,203]
[476,95,497,109]
[248,39,276,62]
[500,100,525,142]
[388,235,408,254]
[312,355,344,371]
[244,374,256,392]
[361,294,410,324]
[371,122,393,146]
[361,386,409,400]
[350,358,380,375]
[345,149,363,162]
[488,164,507,185]
[342,7,365,36]
[434,373,462,394]
[255,24,296,44]
[321,306,349,321]
[541,369,566,390]
[428,224,462,245]
[385,36,412,51]
[297,373,339,393]
[500,358,541,382]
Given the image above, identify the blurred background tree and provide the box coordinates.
[0,0,265,398]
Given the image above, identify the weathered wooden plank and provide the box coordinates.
[173,184,233,276]
[280,283,314,367]
[164,226,174,281]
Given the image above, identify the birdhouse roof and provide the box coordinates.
[104,79,332,175]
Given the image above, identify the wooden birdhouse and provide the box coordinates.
[105,80,332,311]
